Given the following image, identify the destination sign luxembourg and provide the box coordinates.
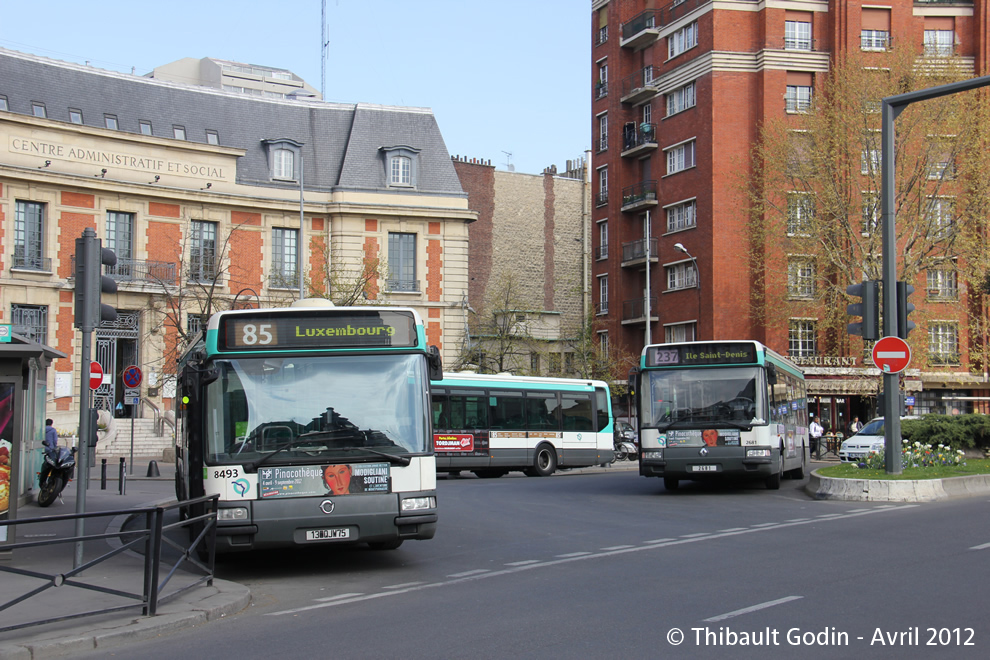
[219,310,418,351]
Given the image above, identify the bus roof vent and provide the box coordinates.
[290,298,335,308]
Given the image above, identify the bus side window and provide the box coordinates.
[432,393,447,430]
[464,395,488,429]
[561,394,593,432]
[594,387,610,432]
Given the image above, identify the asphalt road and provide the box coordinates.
[78,464,990,659]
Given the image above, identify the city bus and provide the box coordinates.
[174,300,443,552]
[431,373,614,478]
[631,341,809,490]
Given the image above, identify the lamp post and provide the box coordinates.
[674,242,700,340]
[644,211,652,347]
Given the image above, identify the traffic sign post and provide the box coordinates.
[122,365,142,477]
[872,336,911,374]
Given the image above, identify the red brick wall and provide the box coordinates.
[451,160,495,309]
[227,216,263,295]
[148,202,180,218]
[427,307,442,350]
[426,238,442,303]
[61,191,95,209]
[364,237,380,300]
[54,291,75,411]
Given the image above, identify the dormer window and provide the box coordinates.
[380,145,420,189]
[262,138,304,182]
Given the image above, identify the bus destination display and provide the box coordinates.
[219,310,417,351]
[647,343,757,367]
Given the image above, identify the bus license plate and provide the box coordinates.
[691,465,717,472]
[306,527,350,541]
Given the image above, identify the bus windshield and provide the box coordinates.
[643,366,766,428]
[203,353,430,465]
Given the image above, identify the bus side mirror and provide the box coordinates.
[428,345,443,381]
[766,363,777,385]
[627,369,638,397]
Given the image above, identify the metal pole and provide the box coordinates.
[75,329,92,568]
[129,400,135,475]
[644,211,651,347]
[298,151,305,301]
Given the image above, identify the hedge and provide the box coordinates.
[901,414,990,451]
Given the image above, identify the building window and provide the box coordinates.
[789,320,817,358]
[665,140,696,175]
[785,84,812,113]
[189,220,218,282]
[785,20,812,50]
[862,8,891,51]
[599,331,609,356]
[597,168,608,206]
[271,228,299,288]
[862,192,880,235]
[597,114,608,153]
[642,103,652,125]
[926,197,955,239]
[69,108,83,124]
[206,130,220,145]
[0,95,8,111]
[381,146,419,188]
[666,199,696,233]
[273,148,295,180]
[668,21,698,59]
[787,193,814,235]
[597,274,608,314]
[390,155,412,185]
[596,7,608,46]
[186,313,208,337]
[104,115,118,130]
[929,323,959,365]
[787,257,816,298]
[666,261,697,290]
[14,201,46,270]
[861,148,881,175]
[139,120,153,136]
[861,30,890,51]
[598,221,608,260]
[106,211,134,279]
[11,304,48,345]
[596,63,608,99]
[173,125,186,140]
[927,268,958,301]
[924,29,954,57]
[31,102,46,118]
[666,82,695,116]
[665,322,696,343]
[388,232,417,292]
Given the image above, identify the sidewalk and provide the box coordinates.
[0,459,250,660]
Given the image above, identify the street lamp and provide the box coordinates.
[674,243,701,339]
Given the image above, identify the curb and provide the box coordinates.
[806,469,990,502]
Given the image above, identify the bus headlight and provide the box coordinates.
[218,507,248,521]
[642,450,663,460]
[746,449,771,458]
[401,496,436,511]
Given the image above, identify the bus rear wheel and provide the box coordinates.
[526,445,557,477]
[473,469,506,479]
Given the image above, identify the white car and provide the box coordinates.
[838,416,920,462]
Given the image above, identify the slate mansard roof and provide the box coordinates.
[0,48,466,198]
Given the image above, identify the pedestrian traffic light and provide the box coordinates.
[896,281,915,339]
[74,228,118,331]
[846,280,880,341]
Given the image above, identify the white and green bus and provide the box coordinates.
[632,341,809,490]
[175,301,443,552]
[431,373,615,478]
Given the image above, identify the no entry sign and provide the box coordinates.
[872,336,911,374]
[89,362,105,389]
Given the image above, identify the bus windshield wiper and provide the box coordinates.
[242,438,326,473]
[328,447,411,466]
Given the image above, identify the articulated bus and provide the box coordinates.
[431,373,614,478]
[631,341,809,490]
[175,300,443,552]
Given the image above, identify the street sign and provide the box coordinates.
[122,365,143,389]
[89,362,105,390]
[0,324,11,343]
[872,336,911,374]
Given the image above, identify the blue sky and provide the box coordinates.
[1,0,591,176]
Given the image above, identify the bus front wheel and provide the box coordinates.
[663,476,679,491]
[526,445,557,477]
[368,539,404,550]
[765,449,783,490]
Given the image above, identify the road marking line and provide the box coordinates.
[751,522,780,528]
[704,596,804,622]
[785,519,809,523]
[681,533,710,538]
[556,552,592,558]
[718,528,746,533]
[315,592,364,602]
[505,560,540,566]
[265,505,918,617]
[447,569,490,578]
[601,545,634,551]
[383,582,425,590]
[969,542,990,551]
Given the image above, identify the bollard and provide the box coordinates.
[101,458,107,490]
[119,457,126,495]
[146,460,161,477]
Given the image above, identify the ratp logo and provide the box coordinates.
[232,479,250,497]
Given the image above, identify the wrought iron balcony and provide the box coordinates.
[10,254,52,272]
[70,256,178,285]
[387,278,420,293]
[595,25,608,47]
[596,190,609,208]
[765,37,822,52]
[595,301,609,316]
[622,123,658,158]
[622,296,658,325]
[620,67,658,105]
[621,180,658,213]
[595,244,609,261]
[620,10,659,50]
[621,237,658,267]
[594,81,609,100]
[269,270,300,289]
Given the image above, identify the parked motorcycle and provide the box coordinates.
[38,445,76,507]
[612,422,639,462]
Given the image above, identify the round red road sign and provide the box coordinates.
[89,362,105,389]
[122,365,143,388]
[872,336,911,374]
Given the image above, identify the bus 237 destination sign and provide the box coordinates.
[646,343,757,367]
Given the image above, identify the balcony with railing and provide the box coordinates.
[621,122,658,158]
[269,269,300,290]
[622,296,658,325]
[70,256,178,285]
[620,10,659,50]
[594,81,608,100]
[596,190,609,208]
[621,180,658,213]
[620,66,657,105]
[765,36,822,52]
[595,244,609,261]
[621,237,658,269]
[595,25,608,47]
[10,253,52,272]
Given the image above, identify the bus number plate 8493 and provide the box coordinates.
[306,528,351,541]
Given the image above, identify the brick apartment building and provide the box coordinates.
[591,0,990,431]
[0,48,475,443]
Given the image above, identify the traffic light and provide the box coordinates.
[846,280,880,341]
[896,281,915,339]
[74,228,118,331]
